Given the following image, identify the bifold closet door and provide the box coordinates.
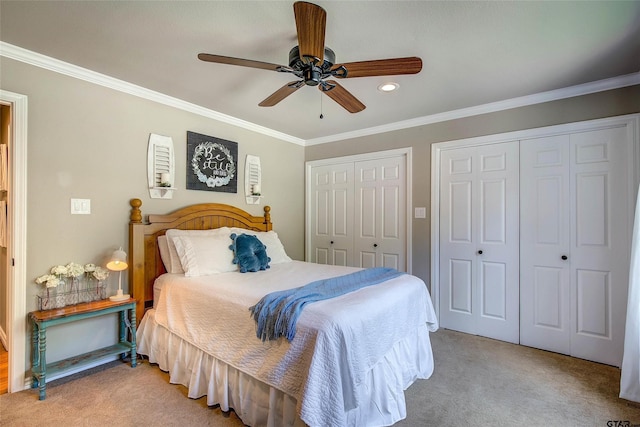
[308,163,354,266]
[520,135,572,355]
[308,153,408,269]
[353,156,406,270]
[520,126,630,366]
[439,141,520,344]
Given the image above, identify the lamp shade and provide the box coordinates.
[106,248,128,271]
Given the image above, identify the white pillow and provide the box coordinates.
[165,227,231,274]
[227,228,292,264]
[255,231,292,264]
[171,234,236,277]
[158,235,171,272]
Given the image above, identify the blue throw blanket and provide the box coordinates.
[249,267,405,341]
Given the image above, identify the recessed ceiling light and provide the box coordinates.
[378,82,399,92]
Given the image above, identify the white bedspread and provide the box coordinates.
[152,261,438,426]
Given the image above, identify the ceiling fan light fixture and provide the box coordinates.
[378,82,399,92]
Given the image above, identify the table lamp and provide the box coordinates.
[107,247,129,301]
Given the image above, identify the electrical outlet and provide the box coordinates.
[414,207,427,219]
[71,198,91,215]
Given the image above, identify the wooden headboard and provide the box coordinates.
[128,198,273,322]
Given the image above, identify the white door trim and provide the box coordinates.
[305,147,413,273]
[0,90,28,392]
[431,114,640,320]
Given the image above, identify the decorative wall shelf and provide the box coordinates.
[147,134,175,199]
[150,187,175,198]
[245,155,262,205]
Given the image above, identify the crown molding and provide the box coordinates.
[304,72,640,146]
[0,42,305,146]
[2,42,638,147]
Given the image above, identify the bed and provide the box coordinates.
[129,198,438,426]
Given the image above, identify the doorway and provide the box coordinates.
[0,90,28,394]
[0,103,10,394]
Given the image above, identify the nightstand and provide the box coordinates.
[29,298,137,400]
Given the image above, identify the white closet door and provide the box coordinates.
[520,126,630,366]
[520,135,572,354]
[571,127,629,366]
[354,156,406,270]
[308,163,353,266]
[439,141,520,343]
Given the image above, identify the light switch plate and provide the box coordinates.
[414,207,427,219]
[71,198,91,214]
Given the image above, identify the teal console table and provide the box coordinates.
[29,298,137,400]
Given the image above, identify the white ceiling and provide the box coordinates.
[1,1,639,143]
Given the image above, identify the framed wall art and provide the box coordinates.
[186,131,238,193]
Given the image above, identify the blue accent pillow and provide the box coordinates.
[229,233,271,273]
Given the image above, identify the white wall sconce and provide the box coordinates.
[245,155,262,205]
[147,133,175,199]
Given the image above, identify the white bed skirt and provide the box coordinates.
[137,309,434,427]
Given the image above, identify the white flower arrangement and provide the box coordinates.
[35,274,61,289]
[65,262,85,278]
[50,264,68,277]
[92,266,109,281]
[37,262,109,287]
[36,261,112,308]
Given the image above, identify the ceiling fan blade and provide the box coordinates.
[333,57,423,78]
[259,81,304,107]
[293,1,326,64]
[320,80,366,113]
[198,53,285,72]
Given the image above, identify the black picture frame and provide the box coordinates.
[186,131,238,193]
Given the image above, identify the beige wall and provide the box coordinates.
[305,85,640,286]
[1,57,305,368]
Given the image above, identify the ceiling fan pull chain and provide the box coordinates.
[319,92,324,119]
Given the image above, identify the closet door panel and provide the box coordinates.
[480,260,506,320]
[312,176,332,264]
[439,142,519,342]
[440,147,478,335]
[333,187,349,237]
[357,186,376,238]
[450,181,473,242]
[475,142,520,343]
[570,127,629,366]
[309,163,353,266]
[382,186,400,239]
[533,266,564,329]
[576,269,609,337]
[354,156,406,270]
[315,247,329,265]
[480,179,506,243]
[520,135,571,354]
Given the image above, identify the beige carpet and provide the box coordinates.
[1,329,639,427]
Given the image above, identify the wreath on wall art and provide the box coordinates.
[186,131,238,193]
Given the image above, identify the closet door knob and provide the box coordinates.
[330,241,334,245]
[477,250,483,255]
[561,255,568,260]
[373,243,378,248]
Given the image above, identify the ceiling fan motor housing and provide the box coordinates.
[289,46,336,86]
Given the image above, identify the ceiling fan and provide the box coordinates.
[198,1,422,113]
